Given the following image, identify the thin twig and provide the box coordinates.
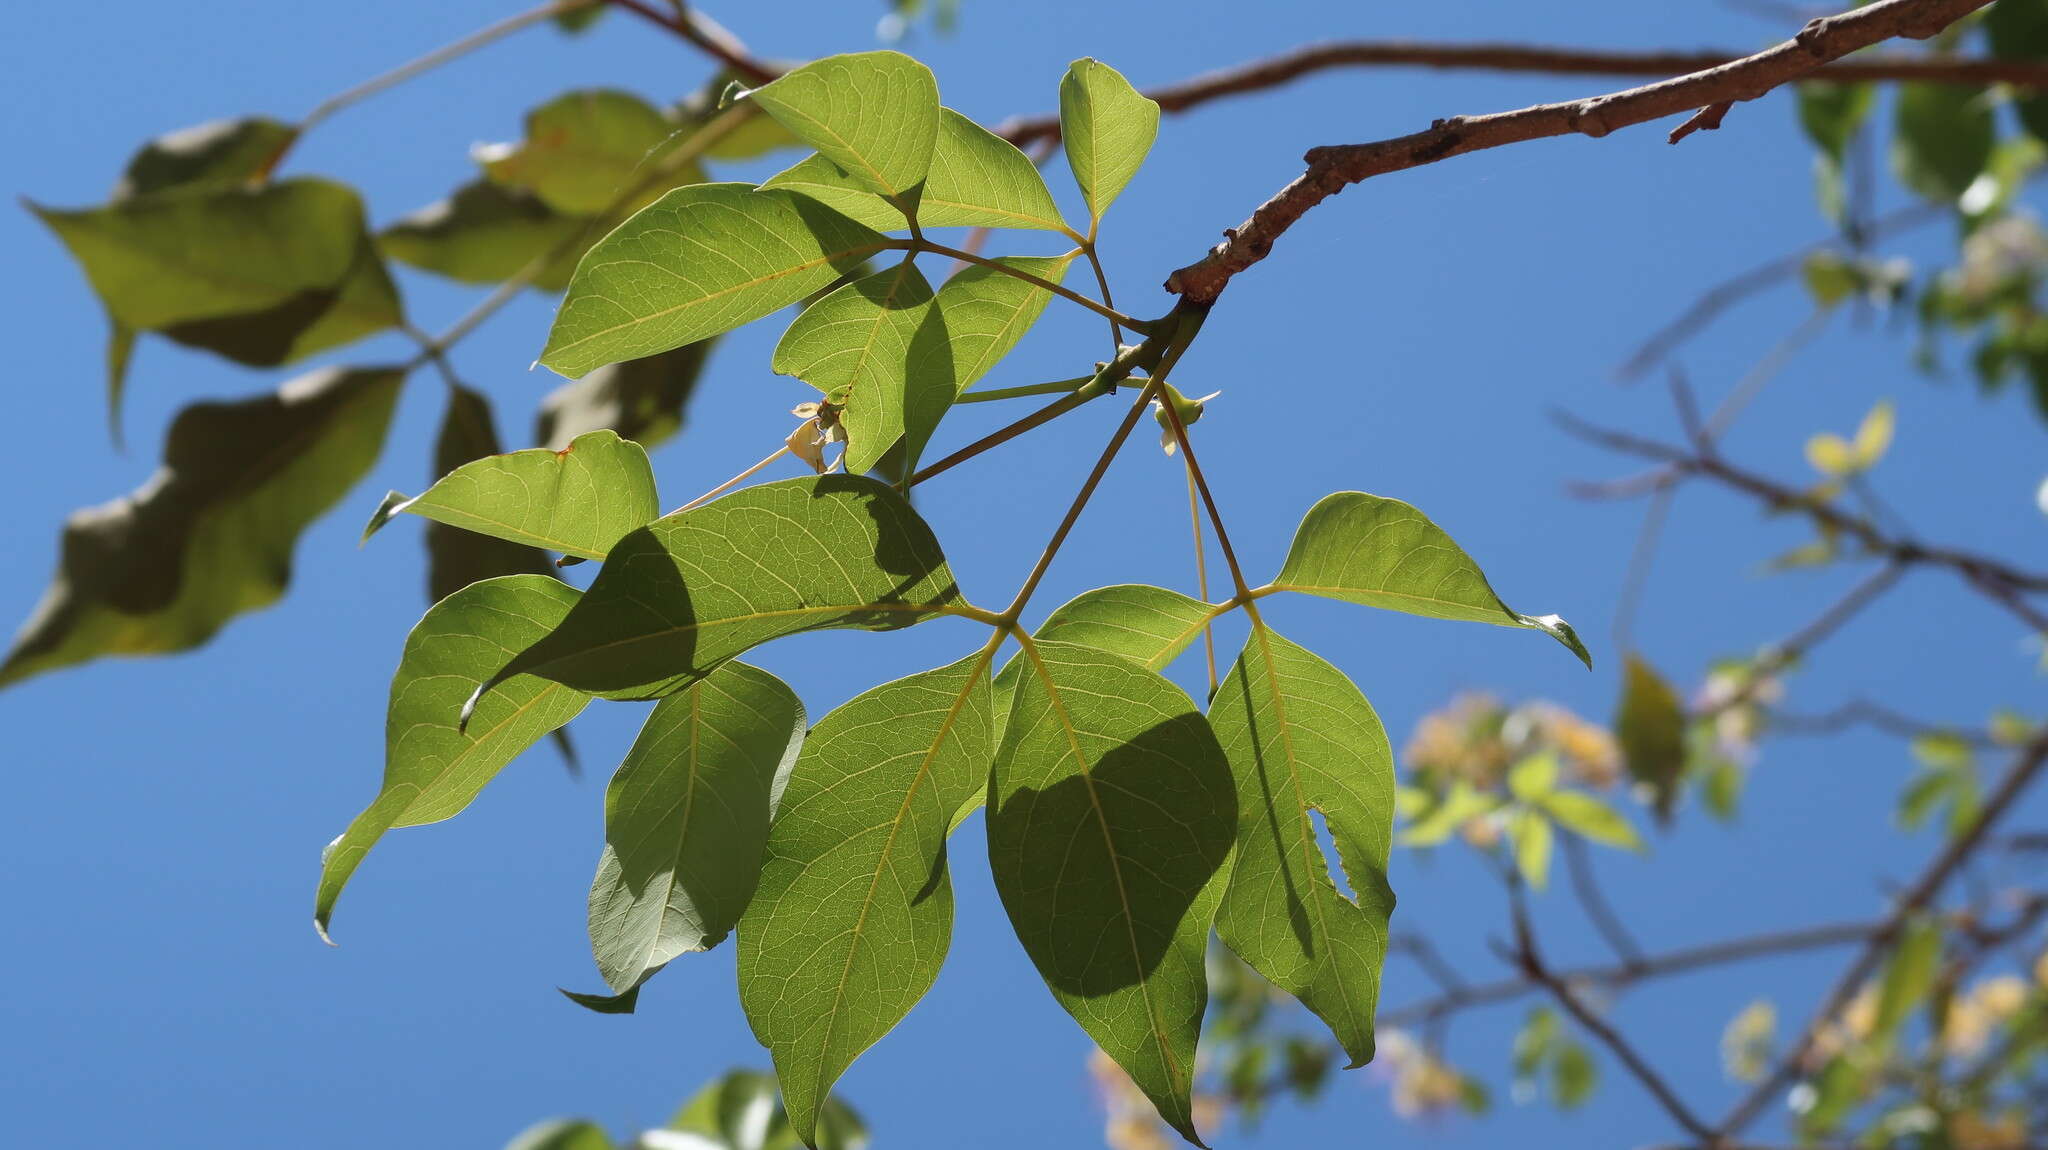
[1767,699,2000,747]
[907,239,1158,333]
[1163,0,1993,302]
[602,0,779,84]
[1561,834,1648,966]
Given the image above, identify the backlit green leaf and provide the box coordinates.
[425,386,557,603]
[1209,625,1394,1068]
[2,367,402,688]
[1892,83,1994,203]
[989,640,1236,1144]
[1033,583,1213,669]
[380,179,590,292]
[676,74,805,161]
[771,258,949,474]
[479,89,705,215]
[1397,781,1498,848]
[472,476,960,703]
[1509,807,1554,890]
[590,661,805,993]
[1059,58,1159,229]
[1536,790,1643,851]
[536,340,716,451]
[1615,654,1686,821]
[758,154,906,231]
[315,575,591,940]
[1508,752,1559,802]
[540,183,889,377]
[364,429,658,561]
[931,254,1072,395]
[746,52,940,200]
[920,108,1069,232]
[1269,491,1591,667]
[740,652,995,1144]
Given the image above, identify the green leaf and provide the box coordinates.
[540,183,889,378]
[502,1119,614,1150]
[988,640,1237,1144]
[1552,1041,1597,1109]
[478,89,704,216]
[425,386,558,602]
[771,258,949,475]
[1509,807,1554,890]
[34,177,371,332]
[1910,730,1975,771]
[1800,1052,1864,1136]
[314,575,590,940]
[677,75,805,161]
[746,51,940,201]
[1209,625,1394,1068]
[1,367,402,688]
[1034,583,1214,669]
[1796,82,1875,162]
[113,116,298,199]
[1508,752,1559,802]
[668,1069,870,1150]
[379,179,590,292]
[1059,58,1159,229]
[758,154,907,231]
[1269,491,1591,667]
[1892,83,1994,203]
[1803,251,1861,309]
[535,341,715,452]
[364,429,659,562]
[1536,790,1643,851]
[471,476,960,703]
[1396,781,1497,848]
[739,652,995,1144]
[1615,654,1687,821]
[930,254,1072,395]
[590,661,804,993]
[1987,0,2048,143]
[1873,916,1941,1039]
[920,108,1070,232]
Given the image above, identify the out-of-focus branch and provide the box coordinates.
[1163,0,1993,303]
[1768,698,2003,746]
[997,39,2048,147]
[603,0,780,84]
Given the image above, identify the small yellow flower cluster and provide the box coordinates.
[1403,693,1621,792]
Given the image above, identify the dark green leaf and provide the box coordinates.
[536,341,715,452]
[426,386,558,603]
[1059,58,1158,229]
[590,661,804,993]
[1615,654,1686,821]
[739,652,995,1144]
[1987,0,2048,142]
[771,258,949,474]
[379,179,590,292]
[1269,491,1590,666]
[2,367,402,688]
[113,116,298,199]
[1209,625,1394,1068]
[1796,82,1875,162]
[1552,1041,1597,1109]
[503,1119,614,1150]
[364,429,659,561]
[540,183,889,377]
[988,640,1236,1144]
[471,476,960,704]
[558,985,639,1014]
[746,52,940,201]
[315,575,590,940]
[1873,916,1941,1038]
[1892,83,1994,202]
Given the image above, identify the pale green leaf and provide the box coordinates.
[2,368,401,688]
[315,575,591,940]
[1616,654,1686,820]
[425,386,557,603]
[740,652,995,1144]
[503,1119,613,1150]
[771,258,949,474]
[747,52,940,200]
[471,476,960,704]
[1536,790,1643,852]
[540,183,889,378]
[1508,752,1559,803]
[536,341,715,452]
[676,73,806,161]
[1209,625,1394,1068]
[1269,491,1591,667]
[1873,917,1941,1038]
[758,153,906,231]
[988,640,1236,1144]
[1033,583,1213,670]
[920,108,1069,232]
[1397,781,1497,847]
[479,89,704,216]
[364,429,658,561]
[1059,58,1159,228]
[667,1069,870,1150]
[931,254,1072,395]
[590,661,805,993]
[1509,807,1554,890]
[379,179,590,292]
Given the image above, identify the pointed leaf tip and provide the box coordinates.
[559,984,641,1014]
[361,489,414,545]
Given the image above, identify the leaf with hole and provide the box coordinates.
[1269,491,1591,666]
[472,476,960,704]
[1059,58,1159,229]
[589,660,804,994]
[314,574,591,940]
[364,428,658,562]
[540,183,889,377]
[746,51,940,201]
[989,640,1236,1144]
[1208,624,1394,1068]
[739,651,994,1144]
[1,367,401,689]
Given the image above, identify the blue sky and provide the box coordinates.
[4,1,2044,1147]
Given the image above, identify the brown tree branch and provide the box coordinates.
[603,0,780,84]
[1163,0,1993,303]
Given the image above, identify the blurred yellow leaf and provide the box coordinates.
[1853,399,1895,465]
[1806,432,1857,476]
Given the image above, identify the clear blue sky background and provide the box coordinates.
[4,2,2044,1147]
